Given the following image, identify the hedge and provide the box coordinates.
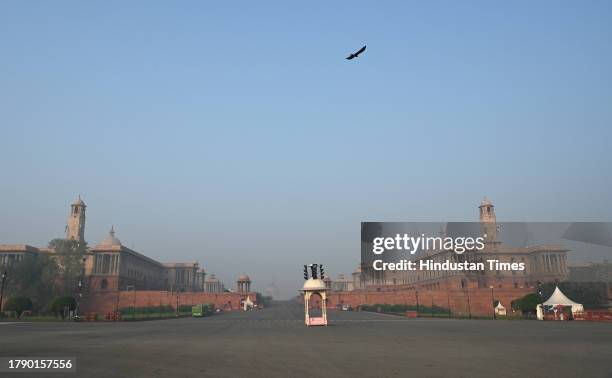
[4,297,33,318]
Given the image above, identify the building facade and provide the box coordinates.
[357,198,569,292]
[0,197,235,294]
[164,262,201,292]
[204,274,225,293]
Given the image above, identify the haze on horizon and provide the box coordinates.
[1,1,611,298]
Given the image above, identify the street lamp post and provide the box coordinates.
[76,280,83,318]
[490,286,496,320]
[537,282,543,320]
[0,271,7,312]
[431,296,434,318]
[415,290,420,317]
[126,285,136,320]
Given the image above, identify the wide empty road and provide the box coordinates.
[1,301,611,377]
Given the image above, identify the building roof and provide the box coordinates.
[479,196,493,207]
[302,278,327,291]
[205,274,220,283]
[0,244,41,253]
[164,262,199,268]
[96,226,121,247]
[237,274,250,282]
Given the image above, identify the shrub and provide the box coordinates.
[178,305,192,313]
[512,293,542,315]
[119,305,174,315]
[50,296,77,318]
[4,297,33,318]
[359,303,448,315]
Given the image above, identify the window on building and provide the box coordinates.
[101,279,108,289]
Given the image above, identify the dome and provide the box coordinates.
[353,264,362,274]
[98,226,121,247]
[302,278,327,291]
[479,196,493,207]
[238,274,250,282]
[206,274,219,283]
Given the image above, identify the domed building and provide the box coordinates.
[359,198,569,292]
[89,226,166,291]
[236,274,251,293]
[205,274,225,293]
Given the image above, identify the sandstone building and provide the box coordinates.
[0,197,223,293]
[357,198,569,292]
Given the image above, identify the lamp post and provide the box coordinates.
[537,281,543,320]
[126,285,136,320]
[431,296,434,318]
[0,271,7,312]
[415,290,420,317]
[490,286,496,320]
[76,280,83,318]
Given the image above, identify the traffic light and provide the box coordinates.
[320,265,325,279]
[311,264,318,279]
[303,265,308,280]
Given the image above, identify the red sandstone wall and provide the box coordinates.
[327,288,531,317]
[82,291,257,314]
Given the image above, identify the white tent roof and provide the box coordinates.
[542,286,581,306]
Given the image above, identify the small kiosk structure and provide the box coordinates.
[495,302,507,316]
[301,264,328,326]
[243,295,254,311]
[302,278,328,326]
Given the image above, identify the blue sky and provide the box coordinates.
[1,1,611,297]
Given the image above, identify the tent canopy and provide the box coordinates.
[542,286,581,306]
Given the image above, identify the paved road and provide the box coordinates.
[1,301,611,378]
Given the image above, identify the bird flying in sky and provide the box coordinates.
[346,45,366,60]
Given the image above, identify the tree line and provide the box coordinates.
[2,239,87,317]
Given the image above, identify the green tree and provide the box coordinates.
[50,296,77,319]
[48,239,88,297]
[512,293,542,315]
[4,297,33,318]
[5,254,59,312]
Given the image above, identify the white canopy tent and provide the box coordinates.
[542,286,584,314]
[495,302,507,316]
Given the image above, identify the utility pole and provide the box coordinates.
[0,271,7,312]
[490,286,496,320]
[431,296,434,318]
[76,280,83,318]
[126,285,136,320]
